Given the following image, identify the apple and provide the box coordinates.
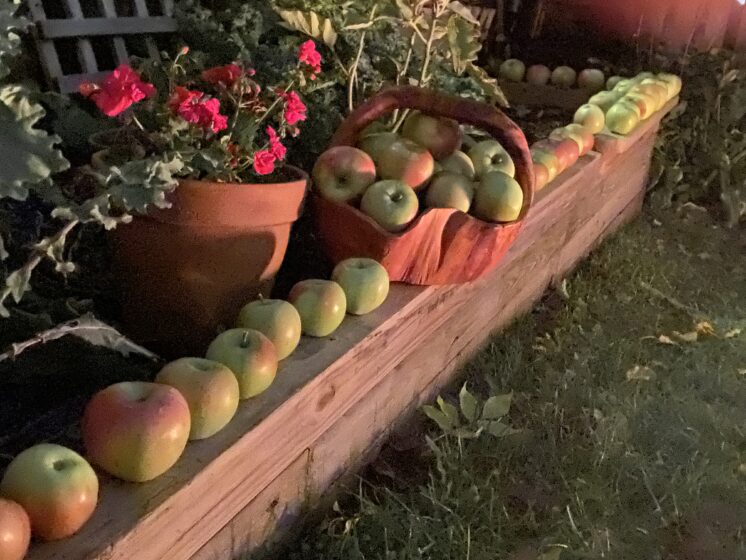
[578,68,605,92]
[401,112,462,159]
[657,73,682,97]
[312,146,377,204]
[605,102,640,135]
[473,171,523,223]
[613,78,634,94]
[83,382,190,482]
[288,279,347,337]
[533,139,578,172]
[360,179,419,233]
[375,137,434,191]
[633,71,655,83]
[0,444,98,540]
[551,66,577,88]
[468,140,515,178]
[533,163,549,191]
[439,150,475,180]
[606,75,624,90]
[588,90,621,112]
[531,149,561,182]
[549,125,593,156]
[236,298,301,360]
[358,131,400,162]
[0,499,30,559]
[331,258,390,315]
[359,121,389,138]
[573,104,606,134]
[499,59,526,82]
[206,329,278,399]
[526,64,551,86]
[155,358,240,440]
[640,79,670,110]
[619,94,647,119]
[424,171,474,213]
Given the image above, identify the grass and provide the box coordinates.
[275,204,746,560]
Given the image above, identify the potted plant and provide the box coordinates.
[77,43,323,355]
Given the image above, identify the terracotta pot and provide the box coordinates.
[314,86,535,285]
[113,167,308,357]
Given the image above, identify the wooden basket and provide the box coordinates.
[313,86,535,285]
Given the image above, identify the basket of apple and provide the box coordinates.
[311,86,535,286]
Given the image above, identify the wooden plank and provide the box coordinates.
[97,0,129,64]
[132,0,160,59]
[27,0,65,86]
[499,80,592,110]
[63,0,98,73]
[594,96,679,156]
[39,17,177,39]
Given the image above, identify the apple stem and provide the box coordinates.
[241,331,250,348]
[257,293,264,302]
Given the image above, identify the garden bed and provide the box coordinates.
[24,94,677,560]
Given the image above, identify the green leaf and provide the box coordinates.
[393,0,414,20]
[0,85,70,200]
[446,14,480,75]
[485,420,520,438]
[465,63,509,108]
[422,404,454,432]
[276,9,338,48]
[437,395,461,428]
[447,1,479,25]
[0,6,29,79]
[538,547,564,560]
[459,383,478,422]
[482,392,513,420]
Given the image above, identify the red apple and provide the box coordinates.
[526,64,551,86]
[531,149,561,182]
[155,358,240,440]
[1,444,98,540]
[358,132,400,161]
[549,126,592,156]
[573,104,606,134]
[473,171,524,223]
[551,66,577,88]
[0,499,30,559]
[401,111,462,159]
[425,171,474,213]
[375,137,434,191]
[533,163,549,191]
[360,179,419,233]
[312,146,377,204]
[83,382,191,482]
[499,59,526,82]
[578,68,605,92]
[289,279,347,337]
[533,139,578,173]
[206,329,278,399]
[236,298,302,360]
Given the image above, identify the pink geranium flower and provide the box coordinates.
[281,91,307,126]
[80,64,155,117]
[253,150,276,175]
[266,126,287,160]
[298,40,321,78]
[170,88,228,133]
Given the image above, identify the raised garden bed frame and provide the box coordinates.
[26,91,678,560]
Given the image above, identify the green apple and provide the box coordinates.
[473,171,523,223]
[588,90,621,112]
[526,64,551,85]
[1,444,98,541]
[616,97,643,120]
[358,132,400,162]
[206,329,278,399]
[606,75,624,90]
[401,111,462,159]
[288,279,347,337]
[236,298,302,360]
[312,146,377,203]
[633,71,655,83]
[360,179,419,233]
[606,102,640,135]
[499,59,526,82]
[657,73,682,98]
[331,258,390,315]
[639,79,670,110]
[375,137,435,191]
[551,66,577,88]
[425,171,474,213]
[359,121,389,138]
[468,140,515,178]
[0,499,29,560]
[622,92,653,119]
[155,358,240,440]
[573,104,606,134]
[613,78,634,94]
[531,149,561,182]
[578,68,605,92]
[439,150,475,180]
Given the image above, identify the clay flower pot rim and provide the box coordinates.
[179,165,308,189]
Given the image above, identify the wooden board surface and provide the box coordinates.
[499,80,593,110]
[27,113,667,560]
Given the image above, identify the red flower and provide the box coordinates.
[298,40,321,76]
[79,64,155,117]
[281,91,307,126]
[266,126,287,161]
[170,88,228,133]
[253,150,276,175]
[202,64,242,87]
[168,86,199,113]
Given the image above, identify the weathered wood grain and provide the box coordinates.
[39,17,177,39]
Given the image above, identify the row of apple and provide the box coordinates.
[499,59,607,92]
[585,71,682,135]
[0,258,391,559]
[312,111,525,227]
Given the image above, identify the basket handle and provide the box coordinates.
[329,86,535,217]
